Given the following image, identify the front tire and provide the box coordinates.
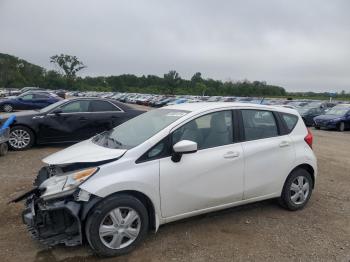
[8,126,35,150]
[279,168,313,211]
[85,194,149,257]
[2,104,13,112]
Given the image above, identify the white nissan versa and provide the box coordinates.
[14,102,317,257]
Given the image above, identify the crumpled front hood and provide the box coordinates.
[43,139,127,165]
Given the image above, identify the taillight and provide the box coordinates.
[304,128,313,149]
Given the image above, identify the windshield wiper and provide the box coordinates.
[105,137,123,148]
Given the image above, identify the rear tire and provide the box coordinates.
[8,126,35,150]
[314,126,320,130]
[85,194,149,257]
[279,168,313,211]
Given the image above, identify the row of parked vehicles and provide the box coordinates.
[89,92,350,132]
[0,89,349,151]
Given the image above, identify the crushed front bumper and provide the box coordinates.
[22,195,82,246]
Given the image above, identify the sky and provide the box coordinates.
[0,0,349,92]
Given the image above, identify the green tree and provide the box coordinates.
[164,70,181,94]
[191,72,202,83]
[194,82,207,96]
[50,54,86,88]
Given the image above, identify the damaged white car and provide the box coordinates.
[13,103,317,257]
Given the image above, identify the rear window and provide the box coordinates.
[281,113,298,132]
[241,110,278,141]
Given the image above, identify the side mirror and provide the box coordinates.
[171,140,198,162]
[52,109,62,115]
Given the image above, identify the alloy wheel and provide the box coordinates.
[3,104,13,112]
[339,122,345,132]
[99,207,141,250]
[9,129,31,149]
[290,176,310,205]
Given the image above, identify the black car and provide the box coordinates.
[0,98,144,150]
[297,107,326,126]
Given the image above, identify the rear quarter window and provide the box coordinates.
[281,113,298,133]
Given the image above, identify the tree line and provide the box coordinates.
[1,53,349,99]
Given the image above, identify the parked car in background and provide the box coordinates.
[286,101,310,108]
[0,89,7,98]
[0,91,61,112]
[305,101,336,110]
[55,90,66,99]
[20,87,41,93]
[14,102,317,257]
[297,107,326,126]
[153,97,176,107]
[222,97,236,102]
[0,98,144,150]
[167,98,187,105]
[313,104,350,131]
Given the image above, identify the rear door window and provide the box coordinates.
[281,113,298,132]
[90,100,120,112]
[34,93,50,99]
[241,110,278,141]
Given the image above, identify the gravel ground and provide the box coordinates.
[0,119,349,261]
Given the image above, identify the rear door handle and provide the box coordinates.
[79,117,88,121]
[279,141,290,148]
[223,151,240,159]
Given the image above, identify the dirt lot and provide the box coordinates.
[0,127,349,262]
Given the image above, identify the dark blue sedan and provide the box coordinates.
[314,104,350,132]
[0,92,61,112]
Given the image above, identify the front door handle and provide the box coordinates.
[279,141,290,148]
[223,151,240,159]
[79,117,88,121]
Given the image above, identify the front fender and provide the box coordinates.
[79,159,162,229]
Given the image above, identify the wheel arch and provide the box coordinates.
[10,124,37,144]
[289,164,315,189]
[83,190,159,232]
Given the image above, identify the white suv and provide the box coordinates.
[16,102,317,257]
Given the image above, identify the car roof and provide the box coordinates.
[64,97,133,111]
[164,102,298,115]
[22,91,55,95]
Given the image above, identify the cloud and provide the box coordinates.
[0,0,349,92]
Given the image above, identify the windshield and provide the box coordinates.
[39,100,67,113]
[326,107,349,116]
[93,109,190,149]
